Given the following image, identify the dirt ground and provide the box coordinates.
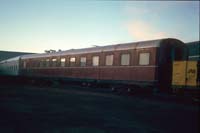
[0,84,199,133]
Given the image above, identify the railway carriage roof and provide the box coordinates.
[20,38,180,59]
[0,56,20,63]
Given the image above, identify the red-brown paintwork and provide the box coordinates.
[20,47,158,83]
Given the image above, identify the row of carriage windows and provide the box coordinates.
[24,53,150,68]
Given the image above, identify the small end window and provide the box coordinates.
[139,53,150,65]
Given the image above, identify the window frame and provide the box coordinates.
[105,54,114,66]
[70,57,76,66]
[23,61,26,68]
[52,58,57,67]
[46,59,50,67]
[60,58,66,67]
[92,56,99,66]
[120,53,130,66]
[80,57,87,67]
[39,59,45,67]
[138,52,150,66]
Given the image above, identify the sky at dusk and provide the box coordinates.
[0,0,199,53]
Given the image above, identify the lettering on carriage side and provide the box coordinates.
[186,61,198,86]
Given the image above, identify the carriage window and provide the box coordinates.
[40,60,44,67]
[39,60,42,67]
[92,56,99,66]
[46,59,50,67]
[106,55,113,66]
[52,58,57,67]
[139,53,150,65]
[80,57,86,67]
[36,60,40,67]
[70,57,76,66]
[23,61,26,68]
[121,54,130,65]
[60,58,66,67]
[70,57,75,62]
[42,60,46,67]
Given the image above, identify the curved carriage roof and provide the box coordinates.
[20,38,179,59]
[0,56,20,63]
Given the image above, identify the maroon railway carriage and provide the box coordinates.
[20,38,186,92]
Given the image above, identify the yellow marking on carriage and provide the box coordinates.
[172,61,186,86]
[186,61,197,86]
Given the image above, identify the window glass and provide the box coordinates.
[52,58,57,67]
[23,61,26,68]
[80,57,86,67]
[60,58,66,67]
[70,57,76,66]
[46,59,50,67]
[40,60,44,67]
[52,58,57,61]
[92,56,99,66]
[139,53,150,65]
[106,55,113,66]
[36,60,40,67]
[70,57,76,62]
[121,54,130,65]
[42,60,46,67]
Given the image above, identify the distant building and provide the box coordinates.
[0,51,35,61]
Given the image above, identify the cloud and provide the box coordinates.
[126,21,167,41]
